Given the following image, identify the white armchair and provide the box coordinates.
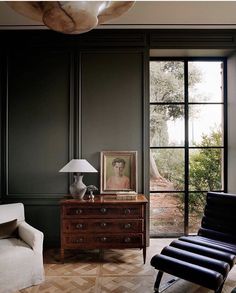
[0,203,45,293]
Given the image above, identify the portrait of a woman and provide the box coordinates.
[106,158,130,190]
[100,151,137,194]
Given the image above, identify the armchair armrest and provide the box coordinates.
[18,221,44,253]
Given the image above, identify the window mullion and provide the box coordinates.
[184,60,189,235]
[223,60,228,192]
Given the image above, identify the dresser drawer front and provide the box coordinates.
[62,233,143,248]
[62,219,144,233]
[63,205,143,219]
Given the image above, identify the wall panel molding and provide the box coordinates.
[4,49,74,198]
[149,29,236,48]
[1,28,236,246]
[80,49,145,192]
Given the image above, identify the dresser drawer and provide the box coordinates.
[62,233,143,248]
[62,205,143,219]
[62,219,144,233]
[60,196,147,263]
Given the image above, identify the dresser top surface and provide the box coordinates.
[60,194,147,205]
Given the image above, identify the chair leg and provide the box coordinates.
[154,271,180,293]
[215,281,225,293]
[154,271,164,293]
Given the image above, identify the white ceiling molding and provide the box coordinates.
[1,1,236,29]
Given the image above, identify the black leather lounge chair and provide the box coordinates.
[151,192,236,293]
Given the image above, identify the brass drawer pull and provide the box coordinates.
[124,208,131,215]
[100,222,107,228]
[75,209,83,215]
[124,237,131,243]
[73,238,83,243]
[100,237,107,242]
[124,223,131,229]
[100,207,107,214]
[76,223,83,229]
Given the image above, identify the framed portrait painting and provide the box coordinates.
[100,151,138,194]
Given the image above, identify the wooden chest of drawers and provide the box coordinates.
[60,195,147,263]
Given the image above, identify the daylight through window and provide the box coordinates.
[149,59,226,237]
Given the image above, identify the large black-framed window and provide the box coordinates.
[149,57,227,237]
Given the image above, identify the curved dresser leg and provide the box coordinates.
[143,247,146,264]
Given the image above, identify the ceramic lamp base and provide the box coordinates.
[69,174,87,199]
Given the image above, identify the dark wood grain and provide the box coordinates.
[60,194,147,263]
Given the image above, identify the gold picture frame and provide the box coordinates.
[100,151,138,194]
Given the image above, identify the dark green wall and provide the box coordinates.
[0,31,148,246]
[1,29,236,246]
[8,50,70,195]
[81,51,144,190]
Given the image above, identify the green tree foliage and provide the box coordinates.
[190,129,222,191]
[152,149,184,190]
[150,61,202,183]
[150,61,185,104]
[150,61,223,227]
[150,62,184,148]
[150,61,202,147]
[188,129,222,214]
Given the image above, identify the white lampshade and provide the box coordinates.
[59,159,97,173]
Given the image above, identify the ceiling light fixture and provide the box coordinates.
[7,1,135,34]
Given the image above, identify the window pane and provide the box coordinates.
[150,193,184,236]
[189,61,223,103]
[149,59,225,238]
[150,149,184,191]
[150,61,184,103]
[189,192,206,234]
[189,104,223,147]
[150,105,184,147]
[189,149,223,191]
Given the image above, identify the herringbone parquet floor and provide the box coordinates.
[17,239,236,293]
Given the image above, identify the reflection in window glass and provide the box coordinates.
[150,61,184,103]
[189,62,223,103]
[150,193,184,236]
[150,149,184,191]
[189,149,223,191]
[150,105,184,147]
[189,192,206,234]
[189,104,223,147]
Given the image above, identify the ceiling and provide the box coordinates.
[1,1,236,30]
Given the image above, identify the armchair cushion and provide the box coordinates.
[0,203,44,293]
[0,203,25,224]
[0,219,18,239]
[0,238,44,293]
[18,221,43,253]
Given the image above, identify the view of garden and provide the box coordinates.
[149,60,224,236]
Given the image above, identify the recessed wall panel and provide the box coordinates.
[7,51,70,195]
[81,51,144,191]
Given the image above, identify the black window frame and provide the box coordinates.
[149,57,228,237]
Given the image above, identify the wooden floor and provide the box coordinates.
[18,238,236,293]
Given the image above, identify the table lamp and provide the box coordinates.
[59,159,98,199]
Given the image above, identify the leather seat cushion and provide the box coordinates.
[170,239,236,268]
[180,235,236,255]
[160,246,230,277]
[151,253,224,290]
